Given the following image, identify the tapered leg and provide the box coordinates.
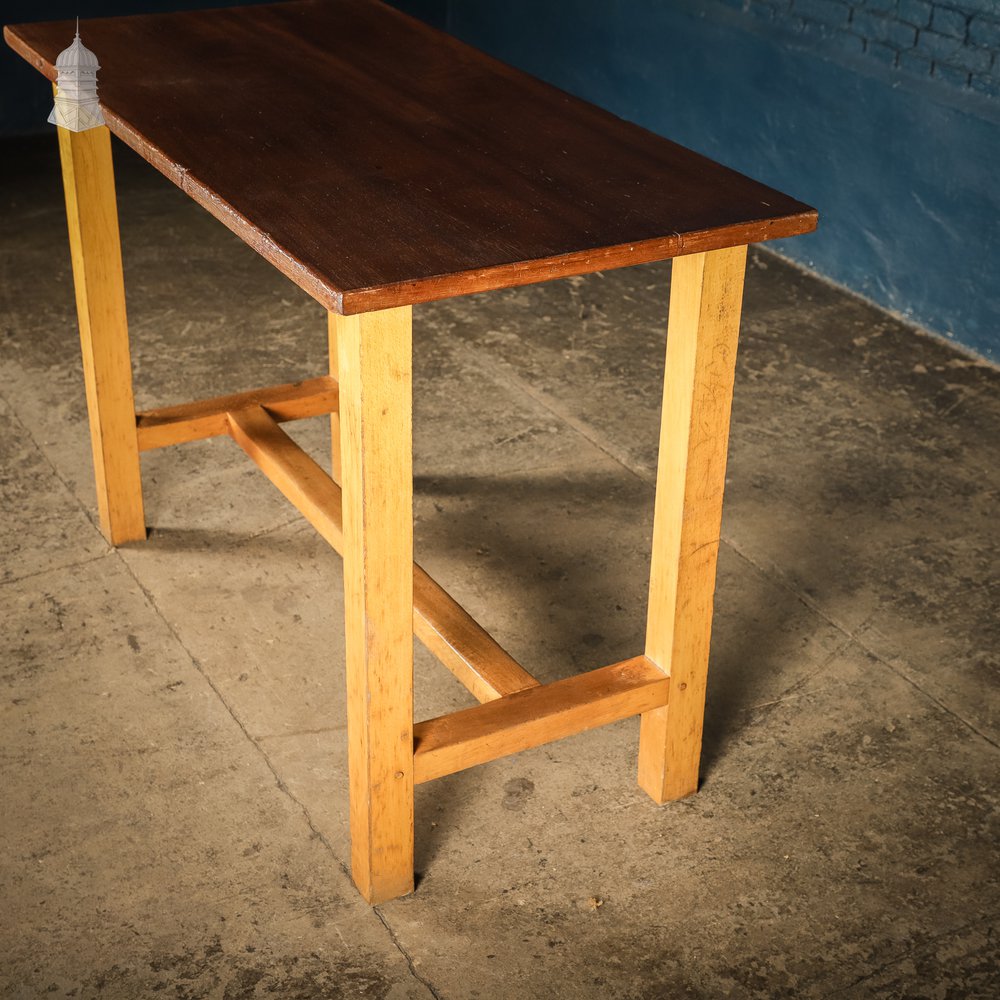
[56,121,145,544]
[327,312,342,483]
[337,305,415,903]
[638,245,748,803]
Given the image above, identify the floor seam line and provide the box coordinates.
[725,539,1000,751]
[450,340,656,487]
[866,646,1000,750]
[247,515,308,540]
[372,908,447,1000]
[0,381,115,548]
[746,633,857,713]
[113,554,444,999]
[257,726,346,741]
[1,550,112,588]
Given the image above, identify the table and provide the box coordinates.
[5,0,817,904]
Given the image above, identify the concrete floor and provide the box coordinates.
[1,134,997,1000]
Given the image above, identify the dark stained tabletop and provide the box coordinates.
[6,0,817,315]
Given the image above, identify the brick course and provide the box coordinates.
[918,28,968,59]
[794,0,850,27]
[971,72,1000,96]
[970,15,1000,47]
[898,0,934,27]
[930,6,970,38]
[852,9,919,47]
[864,0,899,13]
[961,0,1000,14]
[736,1,1000,98]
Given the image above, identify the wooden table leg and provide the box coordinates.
[638,245,748,803]
[327,313,342,484]
[56,120,145,545]
[337,305,415,903]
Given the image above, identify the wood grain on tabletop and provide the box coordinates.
[5,0,817,314]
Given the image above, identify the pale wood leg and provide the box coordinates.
[337,305,415,903]
[638,245,748,803]
[327,312,342,483]
[56,121,145,544]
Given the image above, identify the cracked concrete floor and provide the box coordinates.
[1,135,998,1000]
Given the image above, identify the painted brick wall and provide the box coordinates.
[398,0,999,359]
[724,0,1000,99]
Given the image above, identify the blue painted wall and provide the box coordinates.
[3,1,996,358]
[396,0,999,361]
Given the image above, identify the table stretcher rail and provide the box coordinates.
[224,401,540,705]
